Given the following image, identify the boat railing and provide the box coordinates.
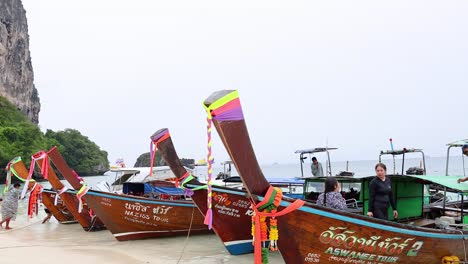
[345,198,358,208]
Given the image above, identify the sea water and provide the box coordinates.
[1,156,466,192]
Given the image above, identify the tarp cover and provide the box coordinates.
[143,183,185,196]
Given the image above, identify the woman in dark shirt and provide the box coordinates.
[367,163,398,220]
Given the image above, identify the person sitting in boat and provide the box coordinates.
[367,163,398,220]
[311,157,324,177]
[316,177,347,210]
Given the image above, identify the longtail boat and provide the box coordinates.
[41,189,76,224]
[151,128,255,255]
[5,157,75,224]
[204,90,468,264]
[46,146,209,241]
[31,151,105,231]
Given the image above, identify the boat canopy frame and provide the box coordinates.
[446,139,468,177]
[379,148,426,175]
[295,147,338,178]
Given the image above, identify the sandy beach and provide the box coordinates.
[0,207,284,264]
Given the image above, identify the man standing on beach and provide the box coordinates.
[311,157,324,177]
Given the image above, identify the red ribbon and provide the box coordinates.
[150,133,171,176]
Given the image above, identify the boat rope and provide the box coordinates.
[21,151,49,199]
[250,186,305,264]
[176,206,196,264]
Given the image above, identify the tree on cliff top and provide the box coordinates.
[45,129,109,175]
[0,96,109,180]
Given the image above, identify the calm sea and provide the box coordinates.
[1,156,467,192]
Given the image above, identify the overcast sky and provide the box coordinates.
[22,0,468,166]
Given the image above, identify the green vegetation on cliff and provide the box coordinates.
[0,96,49,173]
[45,129,109,175]
[0,96,109,180]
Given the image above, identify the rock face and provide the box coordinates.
[0,0,40,124]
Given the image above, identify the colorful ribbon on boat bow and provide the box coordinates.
[4,157,37,193]
[202,90,244,230]
[28,183,43,218]
[76,181,90,213]
[251,186,305,264]
[174,172,195,196]
[21,151,49,199]
[149,130,171,176]
[54,186,69,205]
[71,169,91,213]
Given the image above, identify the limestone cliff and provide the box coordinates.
[0,0,40,124]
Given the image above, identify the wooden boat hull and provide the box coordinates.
[35,157,105,231]
[41,189,77,224]
[203,90,468,263]
[8,158,76,224]
[154,129,255,255]
[83,190,210,241]
[270,198,467,264]
[186,184,255,255]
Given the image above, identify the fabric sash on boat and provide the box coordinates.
[21,151,49,199]
[149,130,200,198]
[251,186,305,264]
[204,91,304,263]
[28,182,42,218]
[4,157,36,193]
[149,129,171,176]
[5,157,43,218]
[55,186,68,206]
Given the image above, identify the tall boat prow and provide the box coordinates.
[5,157,75,224]
[151,128,256,255]
[203,90,270,196]
[32,150,105,231]
[203,90,468,264]
[47,145,208,241]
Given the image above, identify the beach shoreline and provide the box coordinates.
[0,211,283,264]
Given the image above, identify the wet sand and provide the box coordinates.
[0,209,284,264]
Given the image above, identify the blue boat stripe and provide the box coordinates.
[274,198,468,240]
[187,185,468,239]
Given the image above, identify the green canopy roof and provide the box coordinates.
[404,174,468,193]
[305,174,468,193]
